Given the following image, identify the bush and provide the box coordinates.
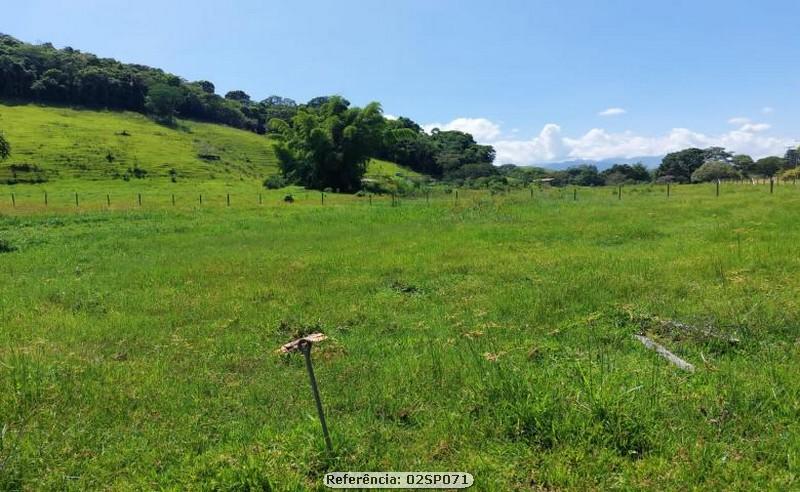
[283,194,294,203]
[489,181,507,195]
[361,180,388,194]
[125,166,148,179]
[0,239,17,253]
[263,175,287,189]
[781,168,800,182]
[691,160,740,182]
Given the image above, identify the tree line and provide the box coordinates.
[0,33,301,131]
[654,146,797,183]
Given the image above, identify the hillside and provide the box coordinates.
[0,103,420,184]
[365,158,422,178]
[0,103,279,182]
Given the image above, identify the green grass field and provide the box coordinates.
[0,103,280,182]
[2,181,799,490]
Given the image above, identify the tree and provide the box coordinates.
[690,160,739,182]
[430,129,495,178]
[601,163,651,184]
[565,165,603,186]
[259,96,299,134]
[754,156,786,177]
[0,131,10,160]
[262,95,296,107]
[306,96,350,109]
[225,90,251,103]
[377,116,439,176]
[31,68,68,101]
[656,148,708,182]
[195,80,215,94]
[704,146,732,162]
[145,83,184,124]
[270,96,386,191]
[732,154,755,175]
[446,162,498,180]
[785,147,799,168]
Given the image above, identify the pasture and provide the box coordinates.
[1,182,799,490]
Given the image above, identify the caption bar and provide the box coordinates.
[324,472,474,489]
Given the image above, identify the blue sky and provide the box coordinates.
[5,0,799,163]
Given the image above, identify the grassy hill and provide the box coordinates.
[0,103,279,182]
[0,103,418,184]
[365,158,422,178]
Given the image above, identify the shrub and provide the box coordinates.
[361,179,390,195]
[489,181,507,195]
[0,239,17,253]
[126,166,148,179]
[263,175,287,189]
[283,194,294,203]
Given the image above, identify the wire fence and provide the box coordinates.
[0,178,795,214]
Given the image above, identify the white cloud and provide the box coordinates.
[425,116,791,165]
[492,124,568,163]
[738,123,770,133]
[384,113,398,120]
[422,117,501,141]
[598,107,626,116]
[762,106,774,114]
[727,117,771,133]
[496,125,788,164]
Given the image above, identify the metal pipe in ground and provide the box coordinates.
[298,339,333,453]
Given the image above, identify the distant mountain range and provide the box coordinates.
[532,156,664,171]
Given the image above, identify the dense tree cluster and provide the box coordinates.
[270,97,388,192]
[375,117,495,178]
[0,33,300,131]
[542,163,652,187]
[656,146,796,182]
